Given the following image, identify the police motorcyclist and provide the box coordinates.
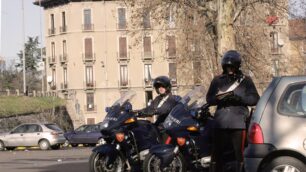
[206,50,260,172]
[138,76,180,128]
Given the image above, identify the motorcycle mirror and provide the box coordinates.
[301,86,306,112]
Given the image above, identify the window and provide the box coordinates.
[118,8,126,29]
[145,91,153,107]
[303,40,306,53]
[27,124,42,133]
[85,66,93,86]
[169,63,177,85]
[61,12,66,32]
[52,68,56,86]
[167,36,176,58]
[51,42,55,59]
[63,67,67,86]
[278,83,306,116]
[270,32,279,54]
[86,93,95,111]
[83,9,92,30]
[143,36,152,58]
[84,38,93,59]
[143,10,151,28]
[119,37,127,59]
[62,40,67,57]
[120,65,128,86]
[166,7,175,28]
[12,125,27,134]
[50,14,55,34]
[193,61,201,84]
[144,64,152,85]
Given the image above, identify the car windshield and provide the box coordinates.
[45,124,63,132]
[75,125,88,132]
[100,90,136,130]
[163,86,207,129]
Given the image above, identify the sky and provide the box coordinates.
[1,0,44,65]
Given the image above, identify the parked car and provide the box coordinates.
[244,76,306,172]
[0,123,65,151]
[64,124,103,147]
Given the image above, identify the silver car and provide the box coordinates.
[244,76,306,172]
[0,123,66,150]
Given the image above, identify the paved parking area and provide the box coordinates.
[0,147,92,172]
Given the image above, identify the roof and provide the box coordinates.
[33,0,113,8]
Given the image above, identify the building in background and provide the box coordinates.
[34,0,179,127]
[0,56,6,72]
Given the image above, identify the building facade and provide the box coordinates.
[35,0,180,126]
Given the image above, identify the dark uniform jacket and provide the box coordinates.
[140,93,179,126]
[206,74,259,129]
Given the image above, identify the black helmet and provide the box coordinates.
[221,50,241,72]
[153,76,171,94]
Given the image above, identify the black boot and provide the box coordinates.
[236,162,244,172]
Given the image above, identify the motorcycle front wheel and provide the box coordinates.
[89,152,125,172]
[143,153,186,172]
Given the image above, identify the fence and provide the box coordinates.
[0,89,58,97]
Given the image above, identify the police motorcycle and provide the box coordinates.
[89,91,161,172]
[143,86,214,172]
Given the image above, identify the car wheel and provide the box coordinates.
[39,139,50,150]
[0,141,5,151]
[71,144,78,147]
[63,140,70,147]
[263,156,304,172]
[89,144,96,147]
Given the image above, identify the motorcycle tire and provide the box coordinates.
[143,153,186,172]
[89,152,125,172]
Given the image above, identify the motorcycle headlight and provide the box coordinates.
[103,123,109,128]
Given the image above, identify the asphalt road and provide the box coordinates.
[0,147,92,172]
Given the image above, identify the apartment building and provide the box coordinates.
[35,0,180,125]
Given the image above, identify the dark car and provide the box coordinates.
[64,124,103,147]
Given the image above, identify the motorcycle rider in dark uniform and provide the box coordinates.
[138,76,180,128]
[206,50,260,172]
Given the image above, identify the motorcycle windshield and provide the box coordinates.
[163,86,207,129]
[100,90,136,130]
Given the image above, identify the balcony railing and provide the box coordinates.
[60,25,67,33]
[59,54,68,63]
[82,24,94,31]
[60,83,68,90]
[141,51,154,61]
[84,104,97,112]
[48,56,56,65]
[48,28,56,35]
[117,52,130,62]
[271,47,281,55]
[171,78,177,87]
[117,22,127,30]
[84,81,96,89]
[119,80,129,88]
[82,53,96,62]
[144,78,153,87]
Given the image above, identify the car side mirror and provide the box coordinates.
[301,86,306,112]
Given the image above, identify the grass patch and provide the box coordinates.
[0,96,66,117]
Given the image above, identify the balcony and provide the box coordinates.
[144,78,153,88]
[167,53,177,60]
[48,56,56,65]
[142,51,154,61]
[59,25,67,33]
[84,81,96,90]
[119,80,129,89]
[84,104,97,112]
[59,54,68,63]
[60,83,68,90]
[271,47,282,55]
[170,78,177,87]
[117,52,130,62]
[117,22,127,30]
[82,53,96,63]
[48,28,56,36]
[50,84,56,90]
[82,24,94,31]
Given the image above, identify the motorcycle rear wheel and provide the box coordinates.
[89,152,125,172]
[143,153,186,172]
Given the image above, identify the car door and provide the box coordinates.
[70,125,87,143]
[22,124,43,146]
[84,125,100,143]
[5,125,27,147]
